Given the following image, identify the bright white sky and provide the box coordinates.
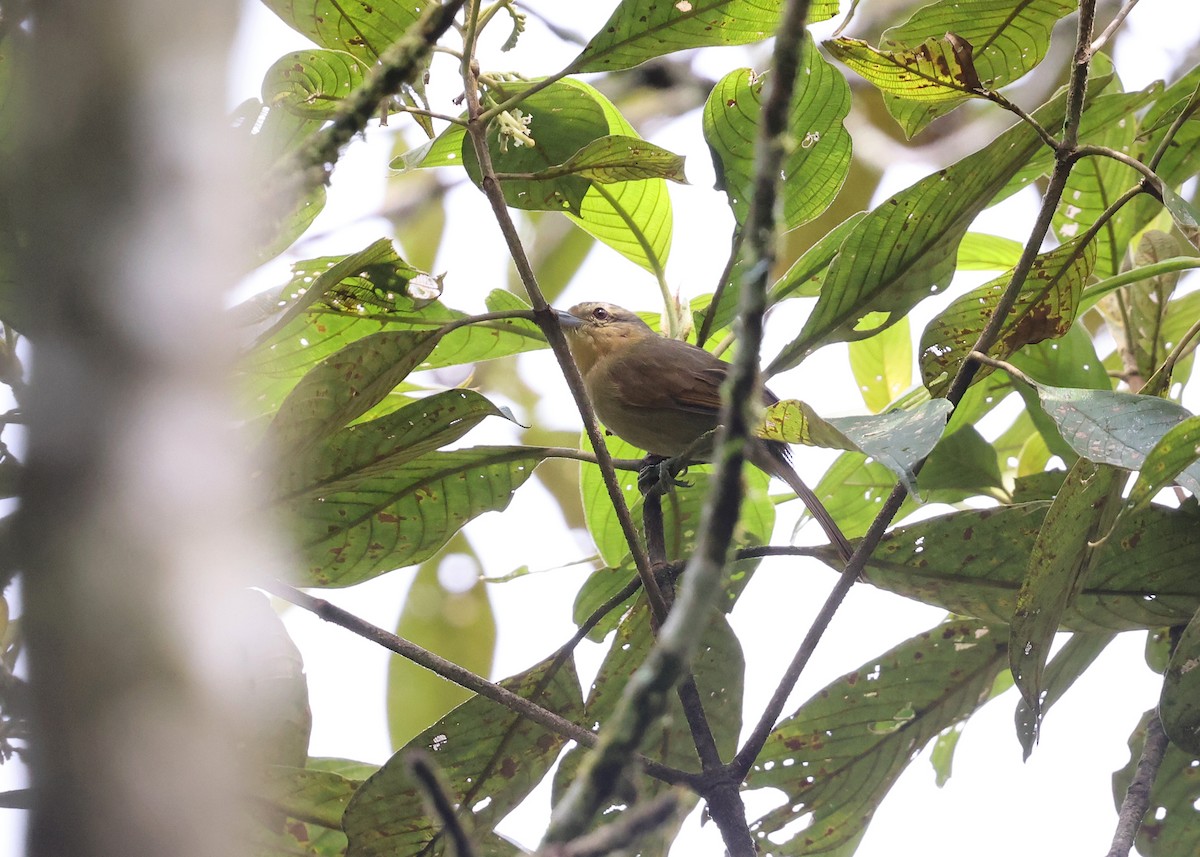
[4,1,1200,855]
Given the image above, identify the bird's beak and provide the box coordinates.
[555,308,582,330]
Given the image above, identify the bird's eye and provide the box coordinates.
[592,307,609,321]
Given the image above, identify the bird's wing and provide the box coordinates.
[596,339,725,415]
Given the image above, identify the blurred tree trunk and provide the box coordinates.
[7,1,279,855]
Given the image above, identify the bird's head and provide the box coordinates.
[555,302,655,374]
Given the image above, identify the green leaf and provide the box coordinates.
[388,537,497,750]
[1053,90,1154,280]
[769,211,867,301]
[1009,459,1124,730]
[275,389,516,500]
[264,329,443,454]
[260,765,362,830]
[1160,606,1200,754]
[761,398,952,495]
[1014,632,1116,760]
[920,424,1005,495]
[748,618,1007,855]
[238,591,312,770]
[285,446,547,587]
[571,0,840,73]
[518,134,688,184]
[1112,710,1200,856]
[919,238,1096,396]
[1036,385,1199,487]
[240,253,545,423]
[768,73,1081,373]
[260,0,425,61]
[848,313,913,412]
[467,78,673,274]
[826,32,986,137]
[703,37,852,231]
[956,232,1024,270]
[1119,416,1200,525]
[845,502,1200,631]
[864,0,1075,136]
[807,451,917,539]
[344,654,582,857]
[261,49,369,119]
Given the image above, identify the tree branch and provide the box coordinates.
[1106,711,1168,857]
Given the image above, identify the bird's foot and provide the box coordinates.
[637,454,691,497]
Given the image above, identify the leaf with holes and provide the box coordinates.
[762,398,951,495]
[344,654,582,857]
[826,502,1200,631]
[286,446,547,587]
[1009,459,1124,732]
[863,0,1075,136]
[260,0,425,61]
[1036,385,1200,490]
[768,72,1087,374]
[748,618,1006,855]
[704,34,851,231]
[920,238,1096,395]
[261,49,369,119]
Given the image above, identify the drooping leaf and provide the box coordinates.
[285,446,547,587]
[344,654,582,857]
[919,238,1096,395]
[261,49,370,119]
[260,765,363,830]
[748,618,1007,855]
[553,603,743,849]
[768,73,1083,373]
[570,0,840,73]
[761,398,952,495]
[274,389,515,501]
[1014,632,1116,760]
[1009,458,1124,732]
[703,35,852,231]
[837,501,1200,631]
[260,0,426,61]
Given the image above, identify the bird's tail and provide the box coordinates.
[755,443,855,565]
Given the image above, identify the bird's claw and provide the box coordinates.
[637,455,691,496]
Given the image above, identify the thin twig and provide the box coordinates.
[1105,711,1168,857]
[1072,144,1162,189]
[1148,80,1200,171]
[988,91,1061,152]
[262,578,692,786]
[457,3,667,624]
[1089,0,1142,55]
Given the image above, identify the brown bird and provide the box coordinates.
[556,301,853,563]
